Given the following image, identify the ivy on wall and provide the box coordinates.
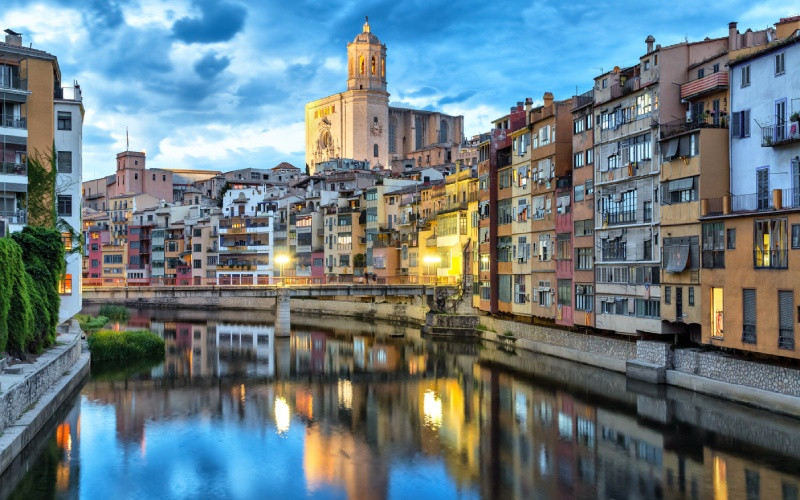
[25,146,57,228]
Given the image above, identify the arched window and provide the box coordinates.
[439,119,448,144]
[381,57,385,77]
[374,116,378,123]
[374,144,379,157]
[359,55,365,75]
[371,56,376,75]
[415,116,424,150]
[388,116,397,153]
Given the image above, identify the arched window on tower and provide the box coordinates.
[371,56,376,75]
[415,116,424,150]
[359,55,365,75]
[439,119,448,144]
[388,116,396,153]
[381,57,385,77]
[374,144,379,157]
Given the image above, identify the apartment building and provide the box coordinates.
[571,90,596,328]
[323,196,366,282]
[217,187,276,285]
[364,178,418,277]
[509,109,533,317]
[701,23,800,359]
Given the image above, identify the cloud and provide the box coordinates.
[193,52,231,80]
[172,0,247,43]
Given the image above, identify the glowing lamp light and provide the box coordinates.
[275,254,290,266]
[274,396,291,434]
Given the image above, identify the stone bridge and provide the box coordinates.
[83,284,460,336]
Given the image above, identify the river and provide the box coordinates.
[2,306,800,499]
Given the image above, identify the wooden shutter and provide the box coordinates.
[779,290,794,349]
[743,288,757,343]
[731,111,741,138]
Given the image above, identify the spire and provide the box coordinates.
[363,16,370,33]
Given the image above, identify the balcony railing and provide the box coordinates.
[742,325,756,344]
[572,89,594,110]
[0,115,26,129]
[610,76,640,100]
[0,76,27,92]
[605,210,636,225]
[761,121,800,147]
[659,115,728,140]
[0,210,26,224]
[0,162,26,176]
[754,249,788,269]
[680,72,728,100]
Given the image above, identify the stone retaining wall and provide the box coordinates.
[0,328,82,435]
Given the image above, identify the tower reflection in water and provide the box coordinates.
[6,308,800,499]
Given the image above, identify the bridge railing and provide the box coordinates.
[82,275,461,288]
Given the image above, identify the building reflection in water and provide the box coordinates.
[8,308,800,499]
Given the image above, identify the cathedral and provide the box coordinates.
[305,18,463,175]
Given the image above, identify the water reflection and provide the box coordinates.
[5,308,800,499]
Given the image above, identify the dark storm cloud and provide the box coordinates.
[438,90,476,106]
[172,0,247,43]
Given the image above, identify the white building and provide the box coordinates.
[217,187,276,284]
[729,35,800,207]
[55,84,84,322]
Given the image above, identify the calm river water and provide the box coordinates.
[3,307,800,499]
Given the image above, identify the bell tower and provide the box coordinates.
[347,17,387,92]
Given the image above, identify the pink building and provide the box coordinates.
[107,150,174,202]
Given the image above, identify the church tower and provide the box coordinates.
[347,17,387,92]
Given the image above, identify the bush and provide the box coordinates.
[0,238,34,356]
[75,314,109,334]
[87,329,165,364]
[98,305,130,322]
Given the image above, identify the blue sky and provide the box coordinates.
[1,0,795,179]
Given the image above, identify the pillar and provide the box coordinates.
[275,288,291,337]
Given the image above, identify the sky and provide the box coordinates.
[0,0,796,180]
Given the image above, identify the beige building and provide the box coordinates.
[305,19,463,174]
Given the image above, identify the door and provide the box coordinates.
[676,287,683,322]
[757,168,769,210]
[712,99,720,126]
[776,100,787,141]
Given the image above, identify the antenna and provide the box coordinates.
[126,127,129,151]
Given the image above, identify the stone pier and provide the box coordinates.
[275,288,291,337]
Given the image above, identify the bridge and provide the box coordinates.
[82,284,460,336]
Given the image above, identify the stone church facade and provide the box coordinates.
[305,19,463,174]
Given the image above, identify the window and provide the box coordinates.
[665,286,671,304]
[754,218,788,269]
[643,59,650,70]
[601,237,626,261]
[57,195,72,216]
[537,280,552,307]
[57,111,72,130]
[193,243,202,252]
[793,224,800,249]
[727,228,736,249]
[497,237,512,262]
[731,109,751,138]
[103,254,123,264]
[601,78,607,89]
[635,94,652,116]
[498,275,512,303]
[757,168,770,210]
[338,254,350,267]
[743,288,757,344]
[557,280,571,306]
[538,234,550,261]
[373,144,378,157]
[574,152,584,168]
[713,63,720,73]
[575,285,593,311]
[514,275,527,304]
[575,247,593,270]
[643,201,653,222]
[697,68,704,79]
[585,148,593,165]
[779,290,795,350]
[663,177,698,204]
[702,222,725,268]
[556,233,570,260]
[58,274,73,295]
[741,65,751,86]
[57,151,72,173]
[585,179,594,196]
[776,52,786,75]
[573,118,585,134]
[574,184,584,202]
[193,259,202,269]
[574,219,593,237]
[634,298,660,318]
[207,256,217,265]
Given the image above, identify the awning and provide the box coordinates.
[666,244,690,273]
[664,138,679,158]
[669,177,694,191]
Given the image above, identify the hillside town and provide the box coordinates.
[70,16,800,360]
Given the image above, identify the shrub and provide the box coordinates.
[87,329,165,364]
[0,238,34,356]
[75,314,109,334]
[98,305,130,322]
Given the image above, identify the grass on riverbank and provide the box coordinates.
[75,314,109,334]
[97,304,130,322]
[87,329,165,364]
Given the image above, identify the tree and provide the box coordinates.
[353,253,366,268]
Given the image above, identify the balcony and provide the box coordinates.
[754,249,788,269]
[0,75,27,92]
[0,210,26,224]
[680,72,728,101]
[0,114,26,129]
[761,121,800,147]
[659,115,727,140]
[610,76,640,100]
[604,210,636,226]
[572,89,594,110]
[0,162,26,176]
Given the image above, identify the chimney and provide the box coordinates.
[543,92,554,108]
[525,97,533,126]
[4,29,22,46]
[645,35,655,53]
[728,22,739,51]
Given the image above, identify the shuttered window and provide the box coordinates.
[742,289,756,344]
[778,291,794,350]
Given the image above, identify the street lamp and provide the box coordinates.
[423,254,441,285]
[275,254,289,287]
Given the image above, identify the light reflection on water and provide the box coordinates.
[4,307,800,499]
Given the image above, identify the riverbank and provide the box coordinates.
[83,291,800,418]
[0,320,90,475]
